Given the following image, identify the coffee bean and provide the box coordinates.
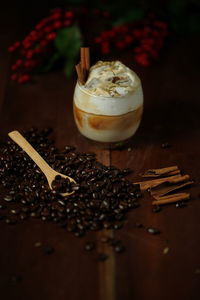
[85,242,95,251]
[161,142,171,148]
[0,204,6,209]
[114,244,125,253]
[19,213,27,220]
[147,227,161,235]
[10,209,20,215]
[4,195,13,202]
[5,217,17,225]
[152,205,162,213]
[175,202,187,208]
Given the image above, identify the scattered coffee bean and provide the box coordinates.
[19,213,28,220]
[175,202,186,208]
[152,205,162,213]
[114,244,126,253]
[5,217,17,225]
[85,242,95,251]
[161,142,171,149]
[147,227,160,235]
[0,204,6,209]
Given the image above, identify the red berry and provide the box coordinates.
[65,10,74,18]
[134,53,150,66]
[134,47,143,54]
[102,31,110,38]
[44,26,52,33]
[36,23,43,30]
[16,59,23,66]
[24,60,35,68]
[8,46,15,53]
[40,40,49,47]
[116,41,126,49]
[108,30,116,38]
[46,32,56,40]
[14,41,20,48]
[94,37,102,43]
[51,12,62,20]
[63,20,71,27]
[132,29,142,38]
[154,21,168,31]
[22,40,32,49]
[10,73,18,81]
[11,64,18,71]
[124,35,133,44]
[26,50,34,59]
[101,41,110,54]
[53,21,62,29]
[18,74,30,83]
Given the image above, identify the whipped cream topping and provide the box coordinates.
[74,60,143,116]
[83,61,139,97]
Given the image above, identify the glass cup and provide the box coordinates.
[73,76,143,148]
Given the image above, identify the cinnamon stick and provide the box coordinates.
[152,193,190,205]
[84,47,90,71]
[80,47,90,82]
[81,47,86,72]
[134,174,183,191]
[141,166,179,178]
[75,63,84,85]
[150,180,193,197]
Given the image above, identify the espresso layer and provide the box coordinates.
[73,104,143,142]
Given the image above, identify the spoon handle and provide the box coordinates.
[8,130,56,180]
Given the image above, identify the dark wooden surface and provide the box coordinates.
[0,4,200,300]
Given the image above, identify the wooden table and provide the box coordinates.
[0,5,200,300]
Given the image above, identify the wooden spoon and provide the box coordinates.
[8,130,76,196]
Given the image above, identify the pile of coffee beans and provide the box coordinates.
[0,128,142,251]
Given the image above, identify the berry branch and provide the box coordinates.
[8,8,168,83]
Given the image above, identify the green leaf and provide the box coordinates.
[54,25,82,58]
[63,57,77,78]
[54,25,82,78]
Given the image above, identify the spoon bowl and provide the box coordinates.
[8,130,76,197]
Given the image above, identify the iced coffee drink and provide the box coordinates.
[73,61,143,145]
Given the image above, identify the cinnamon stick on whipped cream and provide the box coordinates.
[75,47,90,84]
